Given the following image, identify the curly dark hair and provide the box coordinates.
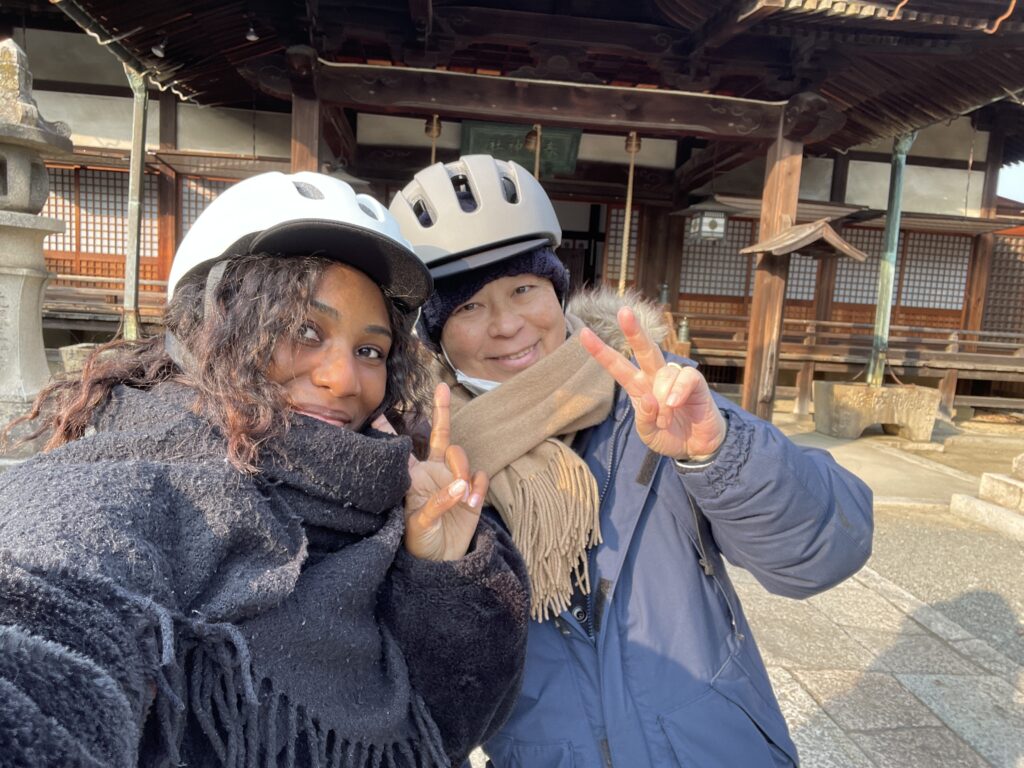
[4,254,432,472]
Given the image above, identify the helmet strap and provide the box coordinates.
[164,259,230,372]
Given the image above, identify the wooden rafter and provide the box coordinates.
[433,7,685,60]
[684,0,786,57]
[777,0,1024,34]
[673,142,763,198]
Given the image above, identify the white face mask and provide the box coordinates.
[454,370,502,397]
[441,344,501,397]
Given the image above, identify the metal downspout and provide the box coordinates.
[866,131,916,388]
[123,65,148,340]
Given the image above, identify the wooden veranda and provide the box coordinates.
[8,0,1024,415]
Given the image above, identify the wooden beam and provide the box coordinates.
[433,6,684,64]
[351,145,674,201]
[741,124,803,419]
[841,150,987,172]
[312,64,843,143]
[684,0,786,58]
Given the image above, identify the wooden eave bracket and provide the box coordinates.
[739,217,869,261]
[286,44,319,100]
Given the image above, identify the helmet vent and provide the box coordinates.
[292,181,324,200]
[500,176,519,204]
[413,200,434,227]
[450,175,478,212]
[358,199,382,221]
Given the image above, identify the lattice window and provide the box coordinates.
[79,169,127,254]
[181,176,233,239]
[141,174,160,259]
[679,218,754,297]
[785,252,817,301]
[985,235,1024,333]
[41,168,76,252]
[899,232,970,310]
[603,206,640,288]
[834,227,896,305]
[41,166,160,280]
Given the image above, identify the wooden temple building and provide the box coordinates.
[5,0,1024,417]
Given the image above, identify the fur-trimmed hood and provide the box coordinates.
[567,285,669,356]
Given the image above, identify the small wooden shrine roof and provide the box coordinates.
[739,218,868,261]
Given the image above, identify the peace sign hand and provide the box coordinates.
[403,383,489,561]
[580,307,727,462]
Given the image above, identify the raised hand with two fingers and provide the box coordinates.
[403,383,489,561]
[579,307,727,462]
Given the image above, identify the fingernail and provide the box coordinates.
[468,493,482,508]
[448,479,468,498]
[667,394,680,407]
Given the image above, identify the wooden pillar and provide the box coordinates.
[663,215,686,310]
[794,255,837,416]
[291,92,321,173]
[829,153,849,204]
[157,90,178,283]
[795,153,847,415]
[637,206,670,300]
[741,126,803,419]
[962,126,1004,337]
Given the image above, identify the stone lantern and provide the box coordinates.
[0,38,72,424]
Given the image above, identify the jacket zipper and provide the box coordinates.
[684,489,743,643]
[585,410,629,640]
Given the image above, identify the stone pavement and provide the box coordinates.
[742,414,1024,768]
[472,412,1024,767]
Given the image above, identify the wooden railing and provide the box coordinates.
[667,312,1024,412]
[43,275,167,323]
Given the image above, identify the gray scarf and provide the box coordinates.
[0,382,448,768]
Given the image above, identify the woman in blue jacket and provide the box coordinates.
[390,155,874,767]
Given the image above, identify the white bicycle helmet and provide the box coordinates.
[389,155,561,279]
[168,171,431,311]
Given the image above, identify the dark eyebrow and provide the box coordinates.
[311,300,392,339]
[310,300,339,319]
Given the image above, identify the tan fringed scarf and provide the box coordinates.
[444,314,616,621]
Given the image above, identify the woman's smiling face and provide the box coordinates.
[440,273,566,383]
[268,263,391,430]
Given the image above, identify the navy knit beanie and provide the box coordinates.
[419,245,569,347]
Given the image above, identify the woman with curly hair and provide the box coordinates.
[0,172,529,768]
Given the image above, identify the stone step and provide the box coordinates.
[949,493,1024,541]
[1013,453,1024,482]
[978,473,1024,512]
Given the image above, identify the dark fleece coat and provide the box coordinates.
[0,382,529,768]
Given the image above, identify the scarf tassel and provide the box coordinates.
[503,447,602,622]
[124,601,449,768]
